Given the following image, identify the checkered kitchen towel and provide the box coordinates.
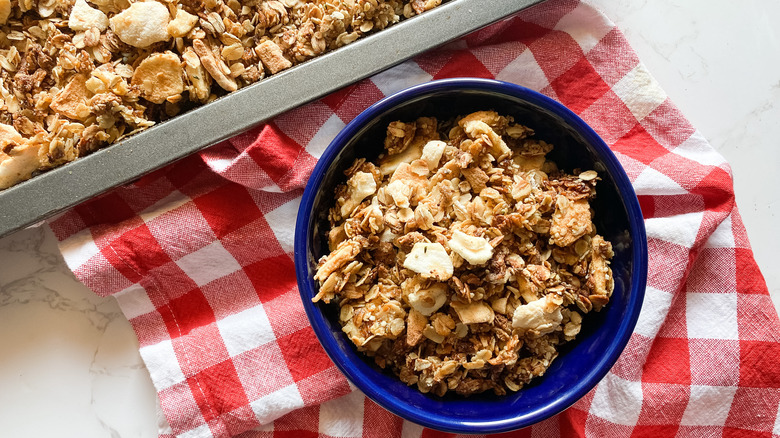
[47,0,780,437]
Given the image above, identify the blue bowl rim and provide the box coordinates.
[294,78,648,433]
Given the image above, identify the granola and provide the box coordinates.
[0,0,446,189]
[313,110,615,396]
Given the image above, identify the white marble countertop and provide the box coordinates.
[0,1,778,436]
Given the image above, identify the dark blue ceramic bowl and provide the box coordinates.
[294,78,647,433]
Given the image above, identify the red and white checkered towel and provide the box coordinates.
[48,0,780,437]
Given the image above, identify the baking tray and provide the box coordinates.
[0,0,544,238]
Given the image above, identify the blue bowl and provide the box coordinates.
[294,78,647,433]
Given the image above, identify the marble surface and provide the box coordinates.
[0,1,778,437]
[0,227,160,437]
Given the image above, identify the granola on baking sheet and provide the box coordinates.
[0,0,446,189]
[313,110,615,396]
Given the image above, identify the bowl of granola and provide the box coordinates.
[294,78,647,433]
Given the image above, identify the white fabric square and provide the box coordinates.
[370,61,433,97]
[139,191,192,223]
[175,241,242,286]
[632,167,687,196]
[217,305,275,357]
[554,3,614,54]
[250,384,304,424]
[140,340,185,389]
[319,391,365,438]
[178,424,212,438]
[58,228,100,271]
[306,113,346,159]
[264,197,301,255]
[401,420,424,438]
[205,157,235,174]
[633,286,673,339]
[261,181,284,193]
[496,49,550,92]
[612,63,667,122]
[672,131,727,167]
[680,385,737,426]
[589,373,643,426]
[686,293,738,340]
[704,213,735,249]
[645,212,704,248]
[114,284,155,319]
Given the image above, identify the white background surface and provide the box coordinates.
[0,1,778,436]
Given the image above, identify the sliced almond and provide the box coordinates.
[192,39,237,92]
[451,301,494,325]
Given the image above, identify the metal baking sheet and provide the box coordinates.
[0,0,544,238]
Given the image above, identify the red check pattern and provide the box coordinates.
[48,1,780,437]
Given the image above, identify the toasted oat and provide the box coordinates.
[313,111,614,396]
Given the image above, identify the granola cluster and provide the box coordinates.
[313,111,615,396]
[0,0,445,189]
